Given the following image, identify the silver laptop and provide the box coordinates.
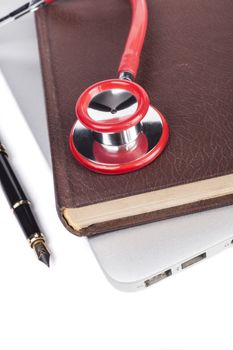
[1,5,232,291]
[89,207,233,291]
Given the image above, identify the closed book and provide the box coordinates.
[36,0,233,236]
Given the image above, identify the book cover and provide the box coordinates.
[36,0,233,236]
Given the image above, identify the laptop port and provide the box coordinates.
[144,269,172,287]
[181,252,207,269]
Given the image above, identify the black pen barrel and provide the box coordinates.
[14,205,41,240]
[0,148,41,239]
[0,149,27,206]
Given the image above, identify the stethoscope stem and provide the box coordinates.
[93,123,142,147]
[118,71,134,82]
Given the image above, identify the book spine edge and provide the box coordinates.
[61,193,233,237]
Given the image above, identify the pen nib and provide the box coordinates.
[34,242,50,267]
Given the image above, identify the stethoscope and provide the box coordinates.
[70,0,169,174]
[1,0,169,175]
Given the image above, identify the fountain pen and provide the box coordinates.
[0,142,50,267]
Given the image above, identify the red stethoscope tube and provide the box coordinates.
[118,0,148,79]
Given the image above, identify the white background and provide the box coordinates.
[0,1,233,350]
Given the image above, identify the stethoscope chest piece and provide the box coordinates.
[70,79,169,174]
[69,0,169,174]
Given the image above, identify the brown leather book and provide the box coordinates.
[35,0,233,237]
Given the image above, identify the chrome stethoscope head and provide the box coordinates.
[70,77,169,174]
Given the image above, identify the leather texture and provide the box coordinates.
[36,0,233,236]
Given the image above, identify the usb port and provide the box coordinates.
[144,269,172,287]
[181,252,207,269]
